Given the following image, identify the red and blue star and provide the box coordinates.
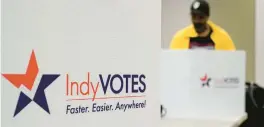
[2,50,60,117]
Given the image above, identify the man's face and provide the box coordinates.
[191,13,209,34]
[191,13,208,24]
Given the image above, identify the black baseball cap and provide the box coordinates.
[191,0,210,16]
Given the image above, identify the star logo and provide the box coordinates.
[2,50,60,117]
[200,74,211,87]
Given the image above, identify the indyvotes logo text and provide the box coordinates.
[65,73,147,115]
[66,72,146,101]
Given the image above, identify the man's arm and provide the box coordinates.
[221,30,236,50]
[169,31,188,49]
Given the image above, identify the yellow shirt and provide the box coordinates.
[169,21,236,50]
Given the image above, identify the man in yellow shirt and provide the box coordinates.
[170,0,236,50]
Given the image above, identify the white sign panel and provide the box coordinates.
[1,0,160,127]
[256,0,264,88]
[160,50,246,121]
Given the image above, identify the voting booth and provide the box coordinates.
[160,50,247,126]
[1,0,160,127]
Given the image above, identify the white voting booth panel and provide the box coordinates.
[160,50,246,121]
[1,0,160,127]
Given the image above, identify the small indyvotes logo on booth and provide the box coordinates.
[200,73,240,88]
[2,50,60,117]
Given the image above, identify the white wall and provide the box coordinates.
[161,0,191,49]
[256,0,264,87]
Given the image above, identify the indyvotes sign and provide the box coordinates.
[1,0,160,127]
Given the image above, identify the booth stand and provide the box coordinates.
[160,50,247,127]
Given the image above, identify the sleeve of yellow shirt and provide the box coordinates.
[169,31,188,50]
[221,32,236,50]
